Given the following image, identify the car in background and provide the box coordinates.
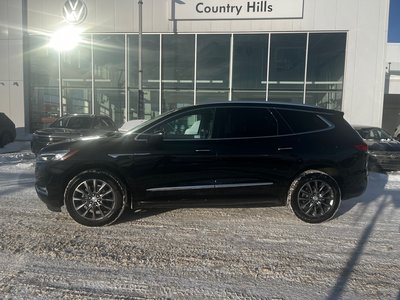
[354,126,400,171]
[31,114,117,154]
[0,112,16,147]
[118,119,147,133]
[35,102,368,226]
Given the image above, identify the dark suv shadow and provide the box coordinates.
[114,208,175,225]
[337,171,389,220]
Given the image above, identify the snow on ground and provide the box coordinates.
[0,147,399,299]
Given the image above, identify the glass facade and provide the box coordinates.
[232,34,268,101]
[28,32,347,132]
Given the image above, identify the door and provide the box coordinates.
[131,107,217,203]
[212,106,299,203]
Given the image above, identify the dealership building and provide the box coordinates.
[0,0,398,136]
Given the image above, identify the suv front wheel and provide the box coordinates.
[288,171,341,223]
[64,170,125,226]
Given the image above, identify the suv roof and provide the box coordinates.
[177,102,344,116]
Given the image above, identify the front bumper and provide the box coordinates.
[35,184,63,211]
[35,161,66,211]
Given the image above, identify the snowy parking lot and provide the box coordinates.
[0,148,399,299]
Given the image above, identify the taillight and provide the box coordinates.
[354,143,368,152]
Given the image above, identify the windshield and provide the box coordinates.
[357,127,393,140]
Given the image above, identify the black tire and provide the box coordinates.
[287,170,341,223]
[64,170,126,226]
[0,131,13,147]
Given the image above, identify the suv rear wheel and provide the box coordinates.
[288,171,341,223]
[64,170,125,226]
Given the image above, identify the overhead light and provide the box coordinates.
[49,26,82,52]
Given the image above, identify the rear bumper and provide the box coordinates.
[341,169,368,200]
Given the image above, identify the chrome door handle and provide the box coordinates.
[195,149,211,152]
[278,147,293,151]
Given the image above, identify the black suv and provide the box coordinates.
[0,112,16,147]
[35,102,368,226]
[31,114,117,154]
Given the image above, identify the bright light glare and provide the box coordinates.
[49,26,82,51]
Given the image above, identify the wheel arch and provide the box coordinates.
[62,163,132,209]
[287,165,343,197]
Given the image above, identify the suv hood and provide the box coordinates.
[34,127,83,136]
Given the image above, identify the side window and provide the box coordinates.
[277,109,330,133]
[146,109,215,140]
[50,117,68,128]
[103,118,116,130]
[216,107,278,138]
[94,117,115,130]
[67,117,92,129]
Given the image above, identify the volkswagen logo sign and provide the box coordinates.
[63,0,88,24]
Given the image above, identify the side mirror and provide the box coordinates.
[147,132,163,146]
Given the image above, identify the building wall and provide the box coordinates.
[0,0,25,134]
[26,0,390,127]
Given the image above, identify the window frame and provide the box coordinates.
[139,107,216,141]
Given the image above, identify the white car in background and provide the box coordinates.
[119,119,147,133]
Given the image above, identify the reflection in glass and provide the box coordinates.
[129,35,160,119]
[28,36,60,130]
[93,35,125,124]
[306,33,346,110]
[162,91,194,112]
[61,35,92,115]
[30,88,59,131]
[62,88,91,115]
[162,35,195,111]
[129,89,160,120]
[196,35,230,104]
[269,33,306,103]
[28,32,349,132]
[197,35,230,89]
[197,91,229,104]
[232,34,268,101]
[232,91,267,101]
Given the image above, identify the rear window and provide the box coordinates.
[216,107,278,138]
[277,109,331,133]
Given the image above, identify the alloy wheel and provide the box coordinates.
[72,179,116,221]
[297,179,335,218]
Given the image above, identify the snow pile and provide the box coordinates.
[0,152,35,165]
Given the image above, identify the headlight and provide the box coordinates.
[37,149,78,162]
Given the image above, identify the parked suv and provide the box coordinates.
[354,125,400,171]
[31,114,117,154]
[35,102,368,226]
[0,112,16,147]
